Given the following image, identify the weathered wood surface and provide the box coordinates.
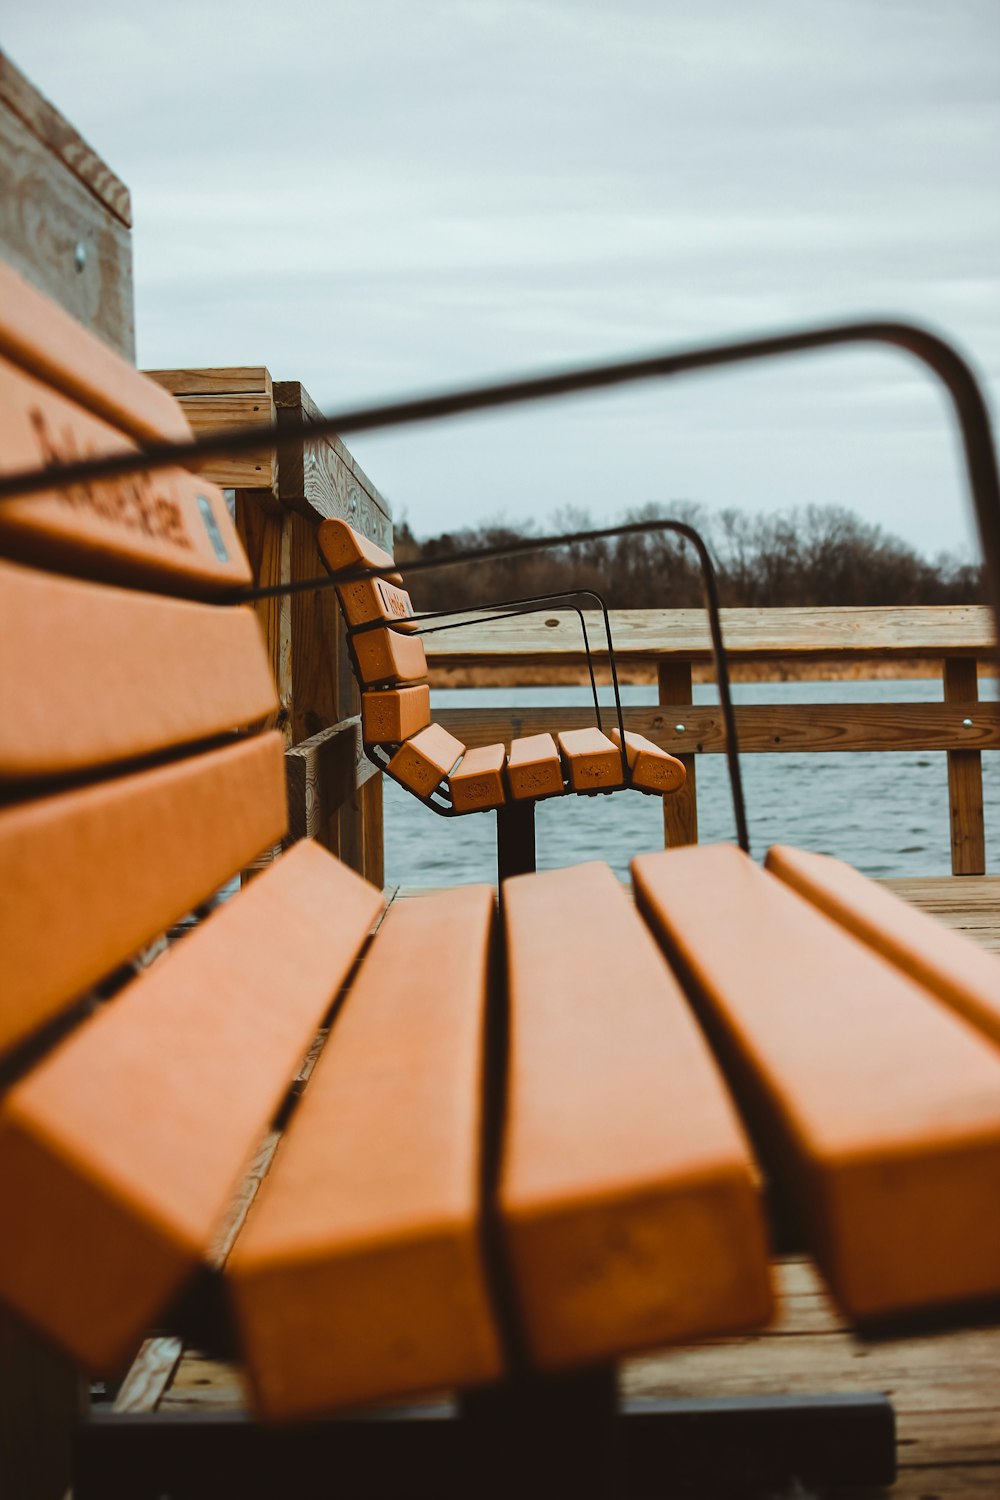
[424,605,996,666]
[0,51,131,224]
[944,658,985,875]
[284,718,380,847]
[146,368,278,494]
[111,1336,182,1415]
[235,494,291,742]
[883,874,1000,954]
[147,367,270,396]
[275,380,393,547]
[435,700,1000,755]
[0,51,134,358]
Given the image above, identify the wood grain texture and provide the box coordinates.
[658,661,697,847]
[0,51,131,224]
[111,1336,182,1414]
[146,367,271,398]
[424,605,996,666]
[0,85,134,358]
[275,380,392,545]
[284,718,379,846]
[435,700,1000,755]
[235,494,291,742]
[289,509,341,745]
[944,657,985,876]
[171,391,277,493]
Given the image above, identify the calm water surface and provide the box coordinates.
[383,678,1000,887]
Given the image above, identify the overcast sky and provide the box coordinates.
[7,1,999,557]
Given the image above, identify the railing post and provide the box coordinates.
[943,657,985,875]
[658,661,698,848]
[234,491,292,745]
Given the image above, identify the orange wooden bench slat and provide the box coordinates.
[609,727,686,794]
[0,355,249,595]
[0,840,384,1374]
[352,625,428,687]
[449,743,507,813]
[0,733,287,1060]
[499,861,773,1369]
[506,733,564,801]
[0,558,278,783]
[361,685,432,745]
[764,843,1000,1051]
[317,516,399,579]
[387,722,465,798]
[556,728,625,793]
[633,843,1000,1321]
[229,884,503,1419]
[0,262,192,445]
[336,576,415,629]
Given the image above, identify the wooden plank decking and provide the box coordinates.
[119,876,1000,1497]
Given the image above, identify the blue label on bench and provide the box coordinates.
[197,494,229,562]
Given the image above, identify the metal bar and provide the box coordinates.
[74,1390,895,1498]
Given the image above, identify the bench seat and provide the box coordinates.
[633,842,1000,1321]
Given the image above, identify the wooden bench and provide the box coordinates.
[317,518,687,877]
[8,261,1000,1499]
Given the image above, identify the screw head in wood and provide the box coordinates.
[74,241,87,271]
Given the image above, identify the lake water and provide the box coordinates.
[383,678,1000,887]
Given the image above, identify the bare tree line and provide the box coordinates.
[394,503,985,612]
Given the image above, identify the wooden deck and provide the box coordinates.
[117,876,1000,1497]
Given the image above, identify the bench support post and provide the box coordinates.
[497,801,536,885]
[460,1366,617,1498]
[658,662,698,847]
[1,1305,87,1500]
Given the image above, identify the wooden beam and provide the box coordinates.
[0,53,134,358]
[235,494,292,742]
[0,51,131,225]
[434,701,1000,755]
[145,370,278,495]
[944,657,986,875]
[146,367,271,397]
[423,606,996,668]
[284,719,380,847]
[274,380,392,547]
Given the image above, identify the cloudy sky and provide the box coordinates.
[7,0,999,557]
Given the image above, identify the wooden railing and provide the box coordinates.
[145,373,997,881]
[425,605,999,877]
[148,366,392,887]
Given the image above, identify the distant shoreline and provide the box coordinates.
[429,659,996,688]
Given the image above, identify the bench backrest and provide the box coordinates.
[0,263,385,1374]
